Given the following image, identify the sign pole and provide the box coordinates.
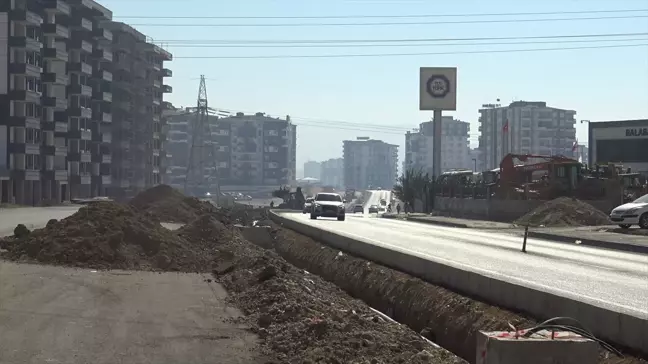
[433,109,443,179]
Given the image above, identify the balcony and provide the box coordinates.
[114,61,130,72]
[162,85,172,93]
[93,48,113,62]
[69,38,93,53]
[161,68,172,77]
[9,89,41,104]
[68,107,92,119]
[161,101,173,109]
[10,9,43,25]
[93,28,113,43]
[55,170,68,180]
[93,69,112,82]
[55,122,68,133]
[102,133,112,143]
[101,112,112,123]
[42,72,68,85]
[94,91,112,103]
[42,96,68,109]
[43,0,72,15]
[68,62,92,75]
[8,36,42,52]
[9,63,42,78]
[42,47,69,62]
[42,23,70,39]
[68,84,92,97]
[69,17,93,32]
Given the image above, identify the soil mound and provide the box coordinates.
[216,242,460,363]
[1,202,214,272]
[515,197,610,227]
[129,185,214,223]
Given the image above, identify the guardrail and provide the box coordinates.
[269,210,648,355]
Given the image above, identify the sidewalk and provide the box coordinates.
[381,213,648,254]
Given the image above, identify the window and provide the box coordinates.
[25,103,42,118]
[26,51,42,67]
[26,77,42,93]
[26,128,41,144]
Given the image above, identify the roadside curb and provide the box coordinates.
[526,231,648,255]
[381,215,648,255]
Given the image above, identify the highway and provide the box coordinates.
[281,210,648,318]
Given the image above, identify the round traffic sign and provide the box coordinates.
[426,75,450,98]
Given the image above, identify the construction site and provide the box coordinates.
[432,153,648,227]
[0,184,645,363]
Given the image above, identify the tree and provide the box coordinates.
[272,185,291,203]
[393,168,434,213]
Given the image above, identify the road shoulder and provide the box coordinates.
[0,262,263,364]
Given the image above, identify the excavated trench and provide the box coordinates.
[241,223,646,364]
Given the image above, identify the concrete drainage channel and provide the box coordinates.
[240,212,648,364]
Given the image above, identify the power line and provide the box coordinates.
[129,14,648,27]
[149,32,648,44]
[117,8,648,19]
[165,37,648,48]
[172,43,648,59]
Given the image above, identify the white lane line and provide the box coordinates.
[283,214,648,317]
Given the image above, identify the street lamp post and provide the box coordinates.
[472,158,477,172]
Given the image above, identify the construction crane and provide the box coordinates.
[175,76,229,203]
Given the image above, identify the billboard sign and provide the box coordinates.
[419,67,457,111]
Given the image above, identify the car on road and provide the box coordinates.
[353,204,364,213]
[610,193,648,229]
[310,193,346,221]
[303,198,314,214]
[368,205,379,213]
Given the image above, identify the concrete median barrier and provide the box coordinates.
[269,210,648,356]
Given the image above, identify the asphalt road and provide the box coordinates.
[0,262,262,364]
[280,211,648,318]
[0,206,81,237]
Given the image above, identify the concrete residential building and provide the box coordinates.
[343,137,398,190]
[213,112,297,192]
[303,160,321,179]
[478,101,577,170]
[320,157,344,189]
[404,116,471,176]
[0,0,171,205]
[102,21,171,198]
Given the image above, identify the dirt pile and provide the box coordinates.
[129,185,215,223]
[216,250,462,364]
[514,197,611,227]
[0,202,214,272]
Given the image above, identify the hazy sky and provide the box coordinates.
[104,0,648,170]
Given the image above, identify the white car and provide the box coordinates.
[310,193,346,221]
[609,194,648,229]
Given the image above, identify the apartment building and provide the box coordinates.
[303,160,321,179]
[214,112,297,190]
[162,107,190,190]
[0,0,171,204]
[101,21,171,199]
[320,157,344,189]
[404,116,472,176]
[343,137,398,190]
[478,101,577,170]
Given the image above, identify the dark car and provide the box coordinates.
[353,204,364,213]
[368,205,379,213]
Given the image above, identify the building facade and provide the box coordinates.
[588,119,648,175]
[404,116,471,176]
[303,160,321,180]
[478,101,577,170]
[320,157,343,189]
[0,0,171,205]
[343,137,398,190]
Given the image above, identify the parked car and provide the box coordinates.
[303,198,314,214]
[368,205,379,213]
[353,204,364,213]
[610,194,648,229]
[310,193,346,221]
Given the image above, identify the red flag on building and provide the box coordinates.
[502,120,509,133]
